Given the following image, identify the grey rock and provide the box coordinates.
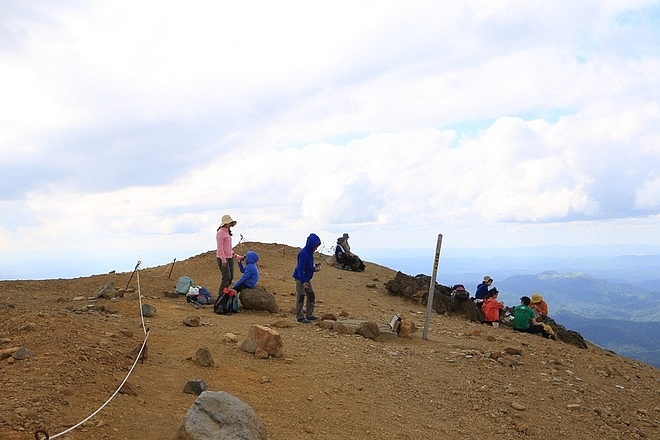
[195,347,214,367]
[183,380,209,395]
[173,391,267,440]
[12,347,35,360]
[96,282,116,299]
[141,304,156,317]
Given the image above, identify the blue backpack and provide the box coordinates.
[186,285,214,305]
[196,286,213,304]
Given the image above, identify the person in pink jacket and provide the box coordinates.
[482,289,504,326]
[216,214,241,295]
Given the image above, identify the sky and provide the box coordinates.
[2,1,660,279]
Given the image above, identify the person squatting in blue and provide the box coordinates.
[232,251,259,292]
[474,275,493,308]
[293,233,322,323]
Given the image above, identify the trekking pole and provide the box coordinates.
[124,261,142,292]
[167,258,176,279]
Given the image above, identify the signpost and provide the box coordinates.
[422,234,443,340]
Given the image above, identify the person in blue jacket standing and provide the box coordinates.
[293,233,322,323]
[232,251,259,292]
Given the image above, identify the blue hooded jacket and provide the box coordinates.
[292,233,321,283]
[475,282,489,300]
[234,251,259,288]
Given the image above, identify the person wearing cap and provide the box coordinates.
[530,293,549,320]
[338,233,352,252]
[334,233,366,272]
[293,233,322,323]
[334,234,350,268]
[216,214,241,295]
[474,276,493,306]
[512,296,551,338]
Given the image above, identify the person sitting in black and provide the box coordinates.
[334,233,365,272]
[335,234,351,266]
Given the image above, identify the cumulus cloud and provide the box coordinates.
[1,1,660,278]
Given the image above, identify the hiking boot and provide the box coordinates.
[306,316,319,321]
[297,318,309,323]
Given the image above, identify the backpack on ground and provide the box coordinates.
[186,285,213,305]
[197,286,213,304]
[214,288,237,315]
[451,284,470,300]
[175,276,194,295]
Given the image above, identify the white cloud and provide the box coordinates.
[2,1,660,278]
[635,176,660,209]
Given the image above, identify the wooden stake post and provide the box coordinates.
[422,234,443,340]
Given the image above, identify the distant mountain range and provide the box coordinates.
[495,272,660,368]
[497,271,660,322]
[552,311,660,368]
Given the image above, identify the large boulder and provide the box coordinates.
[239,288,278,313]
[385,272,483,321]
[544,317,588,349]
[96,281,116,299]
[238,325,284,358]
[173,391,267,440]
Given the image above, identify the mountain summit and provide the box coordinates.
[0,241,658,439]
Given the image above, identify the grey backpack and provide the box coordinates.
[175,276,194,295]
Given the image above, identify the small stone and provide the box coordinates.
[510,402,526,411]
[183,380,208,395]
[12,347,35,360]
[183,316,200,327]
[504,347,523,356]
[141,304,156,317]
[223,333,239,343]
[119,382,138,396]
[195,347,214,367]
[255,348,269,359]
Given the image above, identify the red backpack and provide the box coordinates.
[451,284,470,300]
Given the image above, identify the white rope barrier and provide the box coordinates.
[35,236,332,438]
[36,261,150,440]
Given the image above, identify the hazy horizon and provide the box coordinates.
[3,242,660,281]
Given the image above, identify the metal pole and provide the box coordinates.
[422,234,443,340]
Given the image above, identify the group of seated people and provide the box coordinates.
[471,275,554,339]
[334,233,366,272]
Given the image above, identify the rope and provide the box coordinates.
[36,235,331,438]
[37,261,150,439]
[233,234,331,259]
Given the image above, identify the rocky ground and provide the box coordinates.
[0,241,658,440]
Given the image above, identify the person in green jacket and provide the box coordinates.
[512,296,551,338]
